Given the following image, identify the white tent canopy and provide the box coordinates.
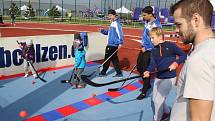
[211,0,215,11]
[20,5,29,11]
[115,6,133,14]
[55,5,67,12]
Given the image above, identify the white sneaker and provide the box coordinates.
[24,74,29,78]
[33,74,38,78]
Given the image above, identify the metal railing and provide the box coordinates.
[0,0,178,31]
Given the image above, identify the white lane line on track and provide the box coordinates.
[2,26,87,32]
[1,26,179,43]
[1,26,143,39]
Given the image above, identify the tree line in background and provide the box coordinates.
[9,2,61,19]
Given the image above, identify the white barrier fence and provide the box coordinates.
[0,32,107,77]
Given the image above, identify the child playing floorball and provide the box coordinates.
[144,27,186,121]
[18,40,37,78]
[63,33,87,88]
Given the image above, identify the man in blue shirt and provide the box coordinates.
[136,6,162,100]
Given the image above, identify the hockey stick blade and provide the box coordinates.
[81,75,135,87]
[108,88,119,91]
[37,76,47,83]
[28,62,47,83]
[108,79,137,91]
[61,80,68,83]
[82,68,170,87]
[108,65,137,91]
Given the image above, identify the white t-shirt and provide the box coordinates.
[170,38,215,121]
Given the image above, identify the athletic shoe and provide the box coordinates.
[136,93,146,100]
[24,74,29,78]
[61,80,70,83]
[139,85,152,92]
[76,84,86,88]
[113,73,123,77]
[33,74,38,78]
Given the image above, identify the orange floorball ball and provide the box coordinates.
[19,110,27,118]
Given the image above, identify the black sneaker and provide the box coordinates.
[98,73,106,77]
[136,93,146,100]
[61,80,70,83]
[113,73,123,77]
[139,85,152,92]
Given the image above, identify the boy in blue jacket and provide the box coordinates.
[144,27,186,121]
[99,9,124,77]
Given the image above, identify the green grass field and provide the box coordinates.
[2,16,175,31]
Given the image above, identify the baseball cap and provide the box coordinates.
[26,40,33,46]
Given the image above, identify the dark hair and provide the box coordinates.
[170,0,213,26]
[73,33,84,51]
[108,9,116,15]
[142,6,153,14]
[74,33,82,40]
